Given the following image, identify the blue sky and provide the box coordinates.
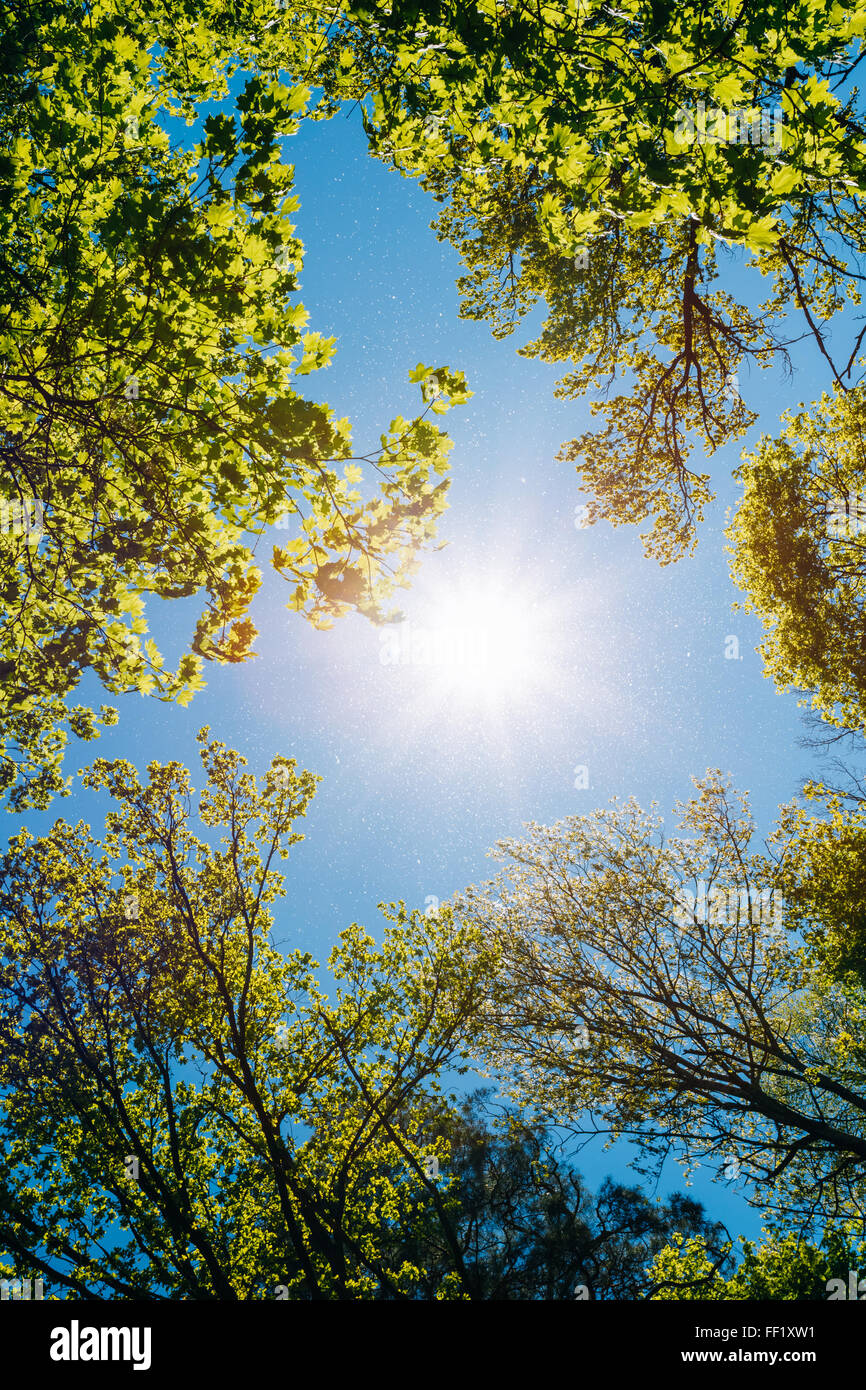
[30,99,842,1245]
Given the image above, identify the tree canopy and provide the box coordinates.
[0,730,493,1298]
[0,732,728,1299]
[0,0,468,809]
[728,384,866,731]
[6,0,866,1311]
[454,770,866,1231]
[275,0,866,562]
[392,1088,730,1298]
[649,1226,866,1299]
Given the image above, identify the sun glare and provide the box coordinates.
[379,576,555,708]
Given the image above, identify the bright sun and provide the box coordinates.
[380,576,554,707]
